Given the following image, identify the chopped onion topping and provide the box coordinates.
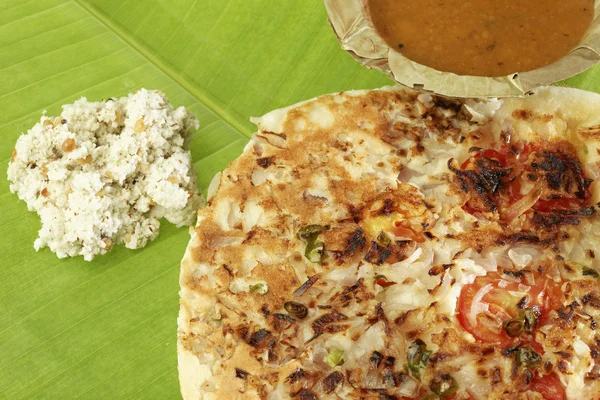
[468,283,493,327]
[503,183,542,222]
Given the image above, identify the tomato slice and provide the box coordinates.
[391,222,424,243]
[375,277,397,288]
[505,177,523,202]
[456,273,562,344]
[482,149,508,166]
[529,372,566,400]
[460,149,507,170]
[460,147,518,213]
[533,197,587,213]
[458,143,592,218]
[456,274,516,344]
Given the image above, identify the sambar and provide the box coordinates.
[368,0,594,76]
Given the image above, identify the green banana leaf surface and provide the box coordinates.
[1,1,599,398]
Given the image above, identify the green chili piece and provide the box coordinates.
[503,309,538,337]
[297,225,327,242]
[326,349,345,368]
[430,373,458,398]
[249,283,268,295]
[284,301,308,319]
[516,346,542,368]
[503,319,524,337]
[521,309,538,333]
[297,225,328,264]
[305,240,325,263]
[407,339,431,379]
[376,231,391,247]
[582,267,600,279]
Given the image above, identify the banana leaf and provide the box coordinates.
[1,1,598,398]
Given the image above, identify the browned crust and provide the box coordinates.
[178,87,600,400]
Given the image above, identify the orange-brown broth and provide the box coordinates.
[368,0,594,76]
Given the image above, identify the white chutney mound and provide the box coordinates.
[7,89,204,261]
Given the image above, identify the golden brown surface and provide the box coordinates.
[178,87,600,399]
[367,0,594,76]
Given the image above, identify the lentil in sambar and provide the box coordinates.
[368,0,594,77]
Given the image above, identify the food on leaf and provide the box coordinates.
[7,89,202,261]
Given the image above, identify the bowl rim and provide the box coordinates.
[324,0,600,98]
